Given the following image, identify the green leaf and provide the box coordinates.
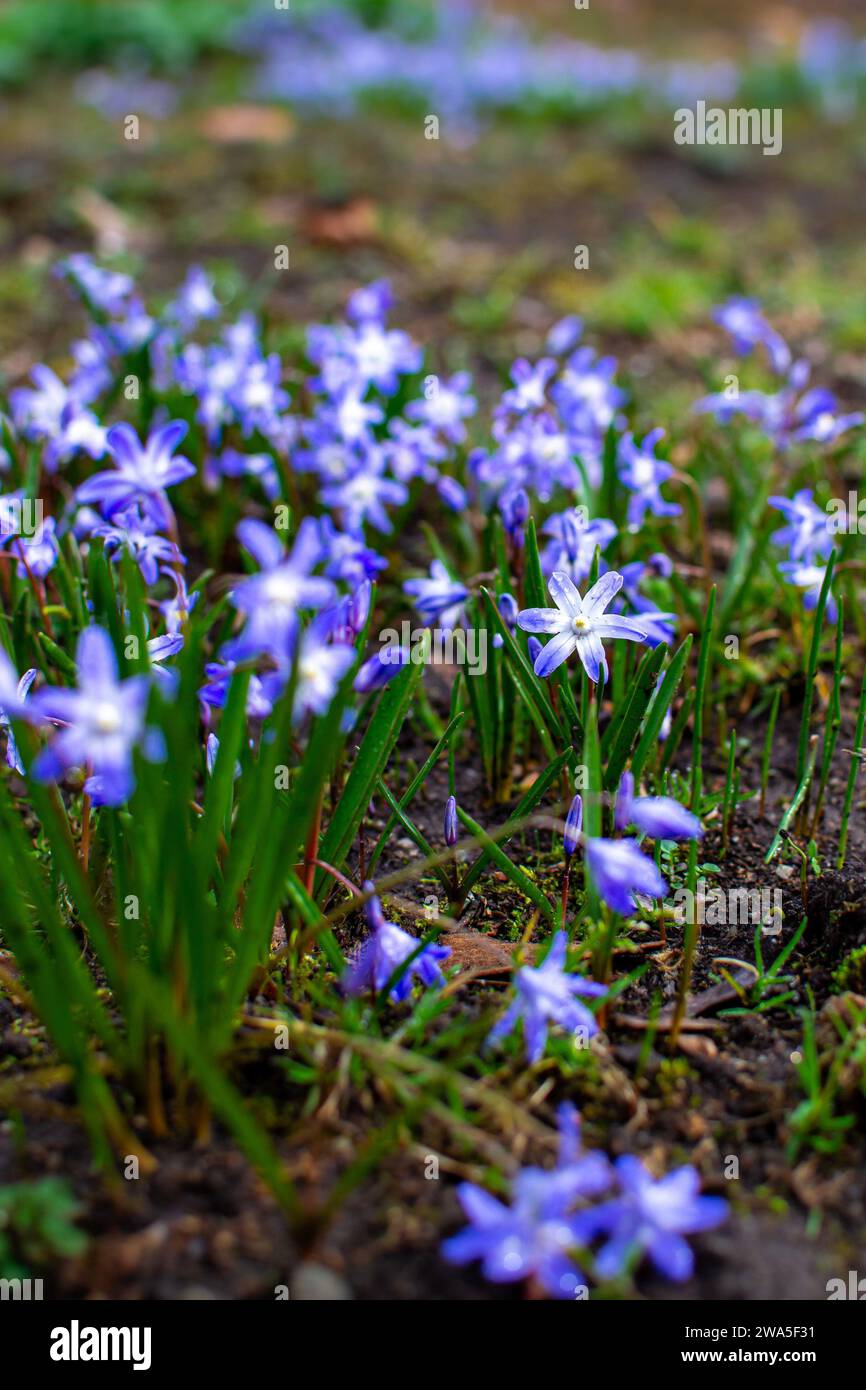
[455,806,554,922]
[376,776,452,893]
[367,711,464,876]
[317,660,423,893]
[480,588,563,759]
[602,642,667,790]
[460,747,573,898]
[630,634,692,784]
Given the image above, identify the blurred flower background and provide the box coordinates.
[0,0,865,421]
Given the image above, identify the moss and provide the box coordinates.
[832,944,866,995]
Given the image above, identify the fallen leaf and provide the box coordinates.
[198,105,294,144]
[302,198,378,246]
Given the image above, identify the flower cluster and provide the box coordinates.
[695,298,863,451]
[695,298,861,619]
[247,6,740,133]
[768,488,837,622]
[443,1103,727,1297]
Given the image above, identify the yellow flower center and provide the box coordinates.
[572,615,589,632]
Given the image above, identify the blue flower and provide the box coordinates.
[585,837,667,915]
[546,315,583,356]
[487,930,607,1064]
[345,321,422,395]
[406,371,476,444]
[227,518,335,661]
[617,428,680,529]
[577,1156,728,1282]
[553,346,626,438]
[500,357,557,414]
[229,353,291,439]
[491,591,518,649]
[442,1104,611,1299]
[382,419,446,485]
[615,772,702,840]
[353,645,410,693]
[30,626,161,806]
[346,279,393,324]
[69,328,115,402]
[59,254,135,315]
[712,297,791,375]
[499,488,529,549]
[292,625,355,722]
[76,421,195,524]
[319,517,387,587]
[199,660,276,722]
[517,570,648,682]
[618,559,677,647]
[563,794,583,858]
[90,507,182,586]
[768,488,831,564]
[404,559,468,628]
[4,516,59,580]
[541,508,617,587]
[321,456,408,534]
[778,560,838,623]
[696,357,863,452]
[9,365,107,472]
[444,794,459,847]
[0,653,38,774]
[342,884,451,1003]
[211,447,281,502]
[166,266,220,332]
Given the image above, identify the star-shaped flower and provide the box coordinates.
[517,571,648,682]
[76,420,195,524]
[576,1156,728,1282]
[342,884,451,1003]
[487,930,607,1064]
[442,1104,611,1299]
[30,626,161,806]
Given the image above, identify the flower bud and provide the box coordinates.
[444,794,458,847]
[563,793,583,859]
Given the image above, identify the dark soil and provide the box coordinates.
[2,684,864,1301]
[2,5,866,1302]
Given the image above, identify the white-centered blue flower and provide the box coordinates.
[517,571,648,683]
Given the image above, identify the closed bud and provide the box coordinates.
[444,795,458,847]
[563,794,583,859]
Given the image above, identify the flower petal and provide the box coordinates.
[534,628,577,678]
[517,607,564,635]
[583,570,623,616]
[548,570,583,618]
[591,615,649,641]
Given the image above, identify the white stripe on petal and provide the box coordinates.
[592,615,648,641]
[534,628,577,678]
[583,570,623,617]
[517,607,566,635]
[548,570,583,619]
[576,631,607,683]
